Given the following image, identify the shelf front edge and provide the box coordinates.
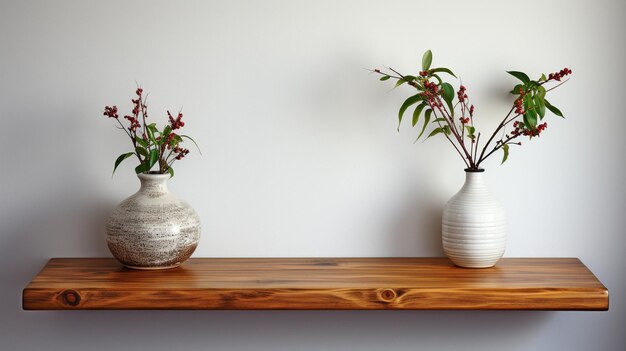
[23,287,609,311]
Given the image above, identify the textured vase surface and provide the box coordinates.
[442,170,506,268]
[106,173,201,269]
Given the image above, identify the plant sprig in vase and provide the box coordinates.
[371,50,571,169]
[371,51,572,268]
[102,86,201,270]
[103,87,200,177]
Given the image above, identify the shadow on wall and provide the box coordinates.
[4,309,555,350]
[0,190,113,312]
[383,189,445,257]
[378,190,441,259]
[0,101,118,335]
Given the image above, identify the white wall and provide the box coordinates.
[1,0,624,350]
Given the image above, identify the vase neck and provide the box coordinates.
[138,173,170,196]
[463,170,486,190]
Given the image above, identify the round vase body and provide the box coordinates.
[106,173,201,269]
[442,170,506,268]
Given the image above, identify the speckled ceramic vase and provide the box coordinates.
[106,173,201,270]
[442,169,506,268]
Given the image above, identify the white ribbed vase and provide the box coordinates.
[442,169,506,268]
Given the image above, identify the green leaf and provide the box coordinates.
[534,94,546,119]
[181,135,202,155]
[426,127,444,139]
[540,73,547,82]
[441,83,454,117]
[524,109,538,130]
[501,144,510,164]
[422,50,433,71]
[443,125,451,135]
[412,102,427,127]
[507,71,530,84]
[431,74,443,85]
[527,80,539,89]
[134,162,150,174]
[432,118,447,123]
[162,125,171,138]
[166,166,174,178]
[429,67,456,78]
[416,109,432,141]
[394,75,415,88]
[510,84,524,95]
[465,126,475,136]
[441,83,454,103]
[523,94,534,115]
[148,149,159,169]
[135,137,148,148]
[379,75,390,81]
[146,126,157,144]
[544,100,564,117]
[112,152,134,176]
[398,94,423,129]
[135,146,149,158]
[446,101,455,117]
[537,85,546,99]
[441,82,455,116]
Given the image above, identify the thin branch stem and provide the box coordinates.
[479,134,520,163]
[474,133,481,163]
[429,106,470,168]
[387,67,407,80]
[433,96,475,168]
[477,106,515,165]
[366,68,403,80]
[114,118,142,162]
[545,78,569,92]
[539,77,570,91]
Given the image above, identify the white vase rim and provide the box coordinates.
[137,173,171,180]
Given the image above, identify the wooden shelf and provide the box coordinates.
[23,257,608,310]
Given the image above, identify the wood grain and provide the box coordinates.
[22,258,608,310]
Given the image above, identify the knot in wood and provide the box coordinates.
[379,288,397,302]
[61,289,81,306]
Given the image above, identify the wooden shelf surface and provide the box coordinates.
[23,257,608,310]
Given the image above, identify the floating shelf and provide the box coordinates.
[23,257,608,310]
